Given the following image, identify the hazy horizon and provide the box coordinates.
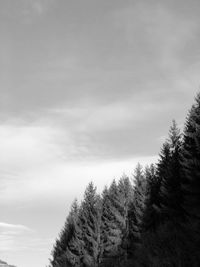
[0,0,200,266]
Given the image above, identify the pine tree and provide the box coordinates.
[50,200,80,267]
[133,163,147,233]
[65,203,84,267]
[79,182,102,267]
[117,175,133,262]
[134,147,172,266]
[181,94,200,221]
[139,121,191,267]
[159,120,184,223]
[150,141,171,227]
[180,93,200,265]
[142,164,158,232]
[127,164,147,258]
[100,180,124,267]
[49,91,200,267]
[101,186,115,266]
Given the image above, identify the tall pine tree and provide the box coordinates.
[158,120,184,223]
[180,93,200,265]
[101,180,124,267]
[50,199,81,267]
[79,182,102,267]
[127,164,147,258]
[118,176,133,262]
[181,93,200,221]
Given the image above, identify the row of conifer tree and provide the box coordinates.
[49,93,200,267]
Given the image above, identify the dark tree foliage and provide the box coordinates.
[142,142,172,233]
[136,121,185,267]
[181,93,200,220]
[100,177,133,267]
[142,164,158,232]
[143,121,183,233]
[158,120,184,224]
[79,182,102,267]
[180,93,200,265]
[100,180,123,267]
[118,176,133,262]
[50,92,200,267]
[50,200,80,267]
[127,164,147,259]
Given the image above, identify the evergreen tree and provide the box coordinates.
[50,91,200,267]
[65,204,84,267]
[101,186,114,266]
[133,163,147,233]
[127,164,147,258]
[148,134,178,228]
[181,93,200,221]
[100,180,124,267]
[138,121,190,267]
[117,175,133,262]
[134,143,173,266]
[180,93,200,265]
[159,120,184,223]
[147,141,171,228]
[79,182,102,267]
[142,164,158,231]
[50,200,80,267]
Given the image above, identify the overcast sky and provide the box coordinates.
[0,0,199,266]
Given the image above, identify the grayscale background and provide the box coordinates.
[0,0,199,266]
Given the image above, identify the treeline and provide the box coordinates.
[49,93,200,267]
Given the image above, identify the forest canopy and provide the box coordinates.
[49,92,200,267]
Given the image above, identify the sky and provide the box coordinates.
[0,0,200,266]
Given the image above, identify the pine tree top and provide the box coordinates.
[167,120,182,148]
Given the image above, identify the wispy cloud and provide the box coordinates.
[0,1,200,266]
[0,122,64,172]
[0,222,33,252]
[0,114,158,206]
[0,222,31,231]
[0,221,53,267]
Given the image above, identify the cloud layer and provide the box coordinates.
[0,221,53,267]
[0,1,200,267]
